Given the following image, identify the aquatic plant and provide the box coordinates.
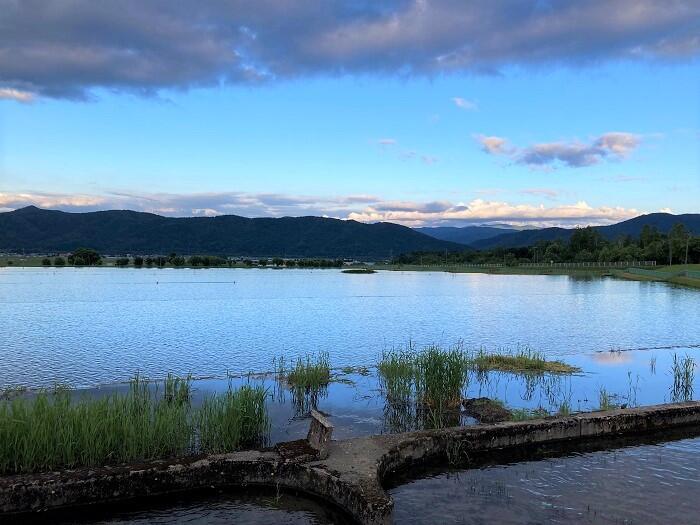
[378,343,467,429]
[0,376,192,474]
[670,354,695,402]
[649,355,657,375]
[598,387,618,411]
[274,353,331,417]
[469,346,579,374]
[0,375,269,474]
[286,352,331,389]
[510,407,549,421]
[197,384,269,453]
[557,400,572,416]
[378,347,418,403]
[415,345,467,409]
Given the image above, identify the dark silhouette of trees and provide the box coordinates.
[67,248,101,266]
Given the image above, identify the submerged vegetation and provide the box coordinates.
[0,375,268,475]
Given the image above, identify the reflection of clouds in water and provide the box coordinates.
[592,351,633,365]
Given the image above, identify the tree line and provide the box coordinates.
[393,224,700,266]
[39,249,345,269]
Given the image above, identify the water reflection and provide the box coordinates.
[390,435,700,524]
[45,488,354,525]
[2,267,699,387]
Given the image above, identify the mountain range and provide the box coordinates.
[418,213,700,249]
[0,206,460,258]
[1,207,698,258]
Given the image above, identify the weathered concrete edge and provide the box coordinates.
[2,402,700,525]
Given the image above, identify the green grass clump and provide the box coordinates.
[510,407,550,421]
[286,353,331,389]
[671,354,695,402]
[197,385,269,453]
[598,387,619,411]
[378,349,417,402]
[0,376,269,475]
[378,343,468,429]
[415,345,467,409]
[470,347,579,374]
[0,376,192,474]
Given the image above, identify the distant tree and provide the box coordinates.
[155,256,167,267]
[272,257,284,267]
[53,256,66,266]
[285,259,297,268]
[41,258,52,266]
[145,257,154,267]
[133,256,144,267]
[569,227,603,255]
[6,260,13,266]
[243,259,253,267]
[171,256,185,267]
[115,257,130,267]
[258,258,268,267]
[68,248,101,266]
[640,225,661,248]
[669,223,690,265]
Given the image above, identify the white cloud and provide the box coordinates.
[0,88,35,103]
[348,199,641,227]
[452,97,477,111]
[477,132,641,168]
[377,138,397,146]
[0,190,643,228]
[475,135,511,155]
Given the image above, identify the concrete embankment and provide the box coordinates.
[2,402,700,525]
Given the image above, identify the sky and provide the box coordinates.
[0,0,699,227]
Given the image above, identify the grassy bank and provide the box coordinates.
[0,376,269,474]
[377,263,612,277]
[613,265,700,289]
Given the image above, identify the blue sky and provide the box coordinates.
[1,1,699,227]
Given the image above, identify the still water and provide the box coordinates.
[2,267,700,524]
[1,267,698,387]
[390,436,700,524]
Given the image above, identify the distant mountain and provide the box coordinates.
[0,206,461,258]
[415,226,512,245]
[472,213,700,249]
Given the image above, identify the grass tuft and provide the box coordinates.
[469,346,580,374]
[197,384,269,453]
[670,354,695,402]
[0,375,269,474]
[286,352,331,389]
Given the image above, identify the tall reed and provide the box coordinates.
[197,384,269,453]
[0,376,269,474]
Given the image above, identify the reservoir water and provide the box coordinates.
[1,267,698,388]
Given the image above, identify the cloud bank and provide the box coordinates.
[476,132,641,168]
[1,0,699,99]
[0,190,641,228]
